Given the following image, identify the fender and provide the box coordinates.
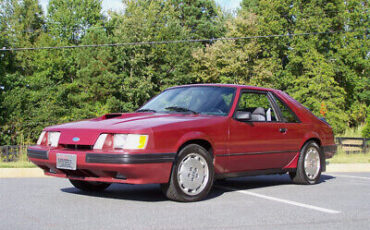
[175,131,214,153]
[284,131,323,170]
[300,131,321,149]
[174,131,228,174]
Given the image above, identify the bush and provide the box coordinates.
[362,107,370,138]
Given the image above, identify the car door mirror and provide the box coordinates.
[235,111,252,121]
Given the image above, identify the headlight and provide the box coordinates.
[113,134,127,149]
[93,134,148,150]
[48,132,61,147]
[124,134,148,149]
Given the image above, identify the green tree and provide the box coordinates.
[286,47,348,133]
[1,0,105,145]
[0,1,13,137]
[241,0,294,89]
[110,0,225,109]
[283,0,350,133]
[171,0,225,39]
[192,11,273,86]
[1,0,367,145]
[239,0,366,133]
[69,27,122,118]
[47,0,102,44]
[332,0,369,126]
[5,0,44,73]
[0,0,45,145]
[362,107,370,138]
[16,0,106,142]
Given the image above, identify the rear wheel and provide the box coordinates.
[161,144,214,202]
[69,179,111,192]
[290,141,322,184]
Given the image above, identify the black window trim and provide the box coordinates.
[269,92,301,123]
[232,89,283,123]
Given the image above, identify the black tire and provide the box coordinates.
[161,144,214,202]
[290,141,322,184]
[69,179,111,192]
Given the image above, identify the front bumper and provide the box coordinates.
[27,146,175,184]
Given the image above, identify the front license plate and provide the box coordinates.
[56,153,77,170]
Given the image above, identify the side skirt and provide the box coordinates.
[215,168,296,180]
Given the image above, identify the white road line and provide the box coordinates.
[329,174,370,180]
[216,185,341,214]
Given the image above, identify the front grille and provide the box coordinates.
[60,144,93,150]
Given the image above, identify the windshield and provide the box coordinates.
[138,86,236,116]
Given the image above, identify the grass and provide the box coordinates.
[0,160,36,168]
[0,152,36,168]
[328,147,370,164]
[328,124,370,163]
[337,123,365,138]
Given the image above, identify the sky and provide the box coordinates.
[39,0,242,14]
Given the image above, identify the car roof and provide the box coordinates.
[168,83,280,93]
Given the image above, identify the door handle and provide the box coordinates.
[279,128,287,133]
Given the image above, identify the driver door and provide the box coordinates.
[227,90,300,173]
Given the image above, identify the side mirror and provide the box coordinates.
[235,111,252,121]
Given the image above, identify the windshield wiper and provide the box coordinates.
[136,109,157,113]
[165,106,198,114]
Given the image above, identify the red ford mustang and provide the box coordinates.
[28,84,337,201]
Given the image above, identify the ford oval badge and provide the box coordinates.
[72,137,80,142]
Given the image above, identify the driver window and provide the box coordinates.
[237,92,278,122]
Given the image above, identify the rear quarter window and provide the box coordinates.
[273,94,300,123]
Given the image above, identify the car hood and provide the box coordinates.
[45,113,215,145]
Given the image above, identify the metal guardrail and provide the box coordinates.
[336,137,369,154]
[0,145,28,162]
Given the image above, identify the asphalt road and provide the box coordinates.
[1,173,369,230]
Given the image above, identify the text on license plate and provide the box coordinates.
[56,153,77,170]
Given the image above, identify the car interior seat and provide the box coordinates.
[251,107,266,121]
[266,108,272,121]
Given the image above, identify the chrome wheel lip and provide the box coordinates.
[304,147,321,180]
[177,153,209,196]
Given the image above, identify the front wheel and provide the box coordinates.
[290,141,322,184]
[161,144,214,202]
[69,179,111,192]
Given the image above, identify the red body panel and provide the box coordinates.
[227,120,304,172]
[30,146,172,184]
[28,84,336,184]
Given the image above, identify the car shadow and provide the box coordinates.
[60,174,336,202]
[61,184,167,202]
[213,174,335,191]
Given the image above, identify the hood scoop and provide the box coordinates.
[101,113,123,119]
